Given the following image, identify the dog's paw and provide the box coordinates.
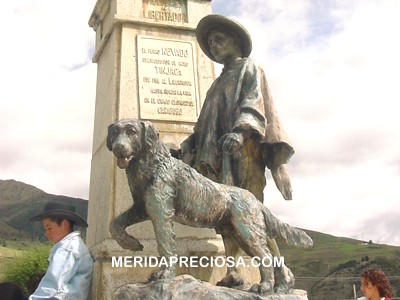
[118,237,144,251]
[148,268,175,282]
[249,282,273,294]
[216,273,244,287]
[274,267,295,293]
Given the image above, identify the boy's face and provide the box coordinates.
[207,29,241,64]
[42,218,70,244]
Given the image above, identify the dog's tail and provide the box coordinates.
[262,207,313,248]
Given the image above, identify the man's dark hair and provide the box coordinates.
[0,282,24,300]
[50,217,75,232]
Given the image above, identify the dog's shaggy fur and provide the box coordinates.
[107,119,313,294]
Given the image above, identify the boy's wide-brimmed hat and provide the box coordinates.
[30,202,88,227]
[196,14,252,62]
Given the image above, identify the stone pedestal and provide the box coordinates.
[90,238,264,299]
[86,0,236,299]
[114,275,309,300]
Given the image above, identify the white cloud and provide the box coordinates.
[0,0,97,198]
[223,0,400,245]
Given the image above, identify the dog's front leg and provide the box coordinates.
[145,186,177,281]
[110,204,147,251]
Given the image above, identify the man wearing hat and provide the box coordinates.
[178,15,295,293]
[29,202,93,300]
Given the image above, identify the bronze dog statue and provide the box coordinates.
[107,119,312,294]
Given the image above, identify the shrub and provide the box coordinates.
[3,243,50,294]
[333,259,358,272]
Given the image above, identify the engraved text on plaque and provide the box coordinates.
[137,35,198,122]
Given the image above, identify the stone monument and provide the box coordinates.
[86,0,239,299]
[87,0,307,300]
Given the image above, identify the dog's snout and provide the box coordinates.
[113,143,127,155]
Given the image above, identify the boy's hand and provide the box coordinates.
[219,132,244,154]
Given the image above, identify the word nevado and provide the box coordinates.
[143,48,189,57]
[112,256,285,268]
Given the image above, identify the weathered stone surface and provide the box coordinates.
[114,275,308,300]
[87,1,217,299]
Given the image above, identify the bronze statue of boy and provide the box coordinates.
[178,14,296,293]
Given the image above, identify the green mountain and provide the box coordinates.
[0,179,88,241]
[281,230,400,299]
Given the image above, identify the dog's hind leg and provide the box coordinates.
[274,263,295,293]
[232,230,275,294]
[229,223,275,294]
[228,197,275,294]
[110,204,147,251]
[248,251,275,294]
[216,235,244,287]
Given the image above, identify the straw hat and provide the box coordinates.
[196,14,252,62]
[30,202,88,227]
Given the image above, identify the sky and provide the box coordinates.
[1,0,399,246]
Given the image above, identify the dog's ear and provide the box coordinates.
[106,123,116,151]
[141,121,159,149]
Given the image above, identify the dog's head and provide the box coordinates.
[106,119,159,169]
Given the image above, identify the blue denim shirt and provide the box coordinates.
[29,231,93,300]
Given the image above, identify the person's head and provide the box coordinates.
[0,282,24,300]
[196,15,252,64]
[30,202,88,244]
[361,268,392,299]
[207,28,242,65]
[42,217,74,244]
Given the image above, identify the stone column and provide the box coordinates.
[86,1,243,299]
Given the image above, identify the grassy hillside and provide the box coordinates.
[0,240,28,281]
[0,179,88,241]
[281,230,400,299]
